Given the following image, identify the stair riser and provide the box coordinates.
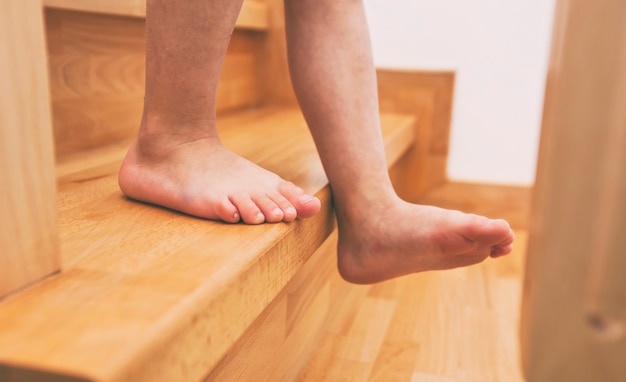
[46,9,264,160]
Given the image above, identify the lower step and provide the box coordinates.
[0,107,415,382]
[206,231,339,382]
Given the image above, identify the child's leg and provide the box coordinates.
[119,0,321,224]
[284,0,514,283]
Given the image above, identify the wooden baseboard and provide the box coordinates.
[416,181,532,229]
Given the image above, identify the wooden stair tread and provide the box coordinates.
[0,107,415,381]
[42,0,269,31]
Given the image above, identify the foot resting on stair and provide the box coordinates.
[119,133,321,224]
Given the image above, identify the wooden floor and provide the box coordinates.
[297,185,529,382]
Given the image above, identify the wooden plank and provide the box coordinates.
[417,182,532,229]
[257,0,299,107]
[236,0,269,31]
[42,0,269,31]
[0,109,415,381]
[45,9,262,159]
[0,0,61,298]
[378,70,456,201]
[521,0,626,380]
[43,0,145,18]
[205,231,337,382]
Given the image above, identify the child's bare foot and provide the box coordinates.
[118,134,321,224]
[336,198,515,284]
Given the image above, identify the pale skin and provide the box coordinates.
[119,0,515,284]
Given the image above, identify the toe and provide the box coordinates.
[465,215,513,246]
[298,194,322,218]
[252,194,284,223]
[278,182,321,219]
[213,198,241,223]
[490,243,513,258]
[268,192,297,222]
[230,193,265,224]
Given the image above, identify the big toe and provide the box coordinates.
[490,243,514,258]
[465,216,514,246]
[279,183,321,219]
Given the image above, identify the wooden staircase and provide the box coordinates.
[7,1,626,380]
[0,1,455,381]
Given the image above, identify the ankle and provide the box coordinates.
[135,116,221,159]
[334,188,401,225]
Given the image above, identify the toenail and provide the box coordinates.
[286,206,296,215]
[233,212,240,221]
[300,194,316,203]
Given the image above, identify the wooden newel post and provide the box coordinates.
[521,0,626,380]
[0,0,61,298]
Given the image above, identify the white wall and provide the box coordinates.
[364,0,556,185]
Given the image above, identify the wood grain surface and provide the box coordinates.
[0,0,61,298]
[521,0,626,380]
[206,181,529,382]
[417,182,531,229]
[42,0,269,30]
[45,9,263,159]
[379,70,455,201]
[0,109,415,381]
[296,230,527,381]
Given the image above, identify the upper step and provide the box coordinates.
[45,4,269,159]
[0,107,415,382]
[42,0,269,30]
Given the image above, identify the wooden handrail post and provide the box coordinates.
[521,0,626,380]
[0,0,61,298]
